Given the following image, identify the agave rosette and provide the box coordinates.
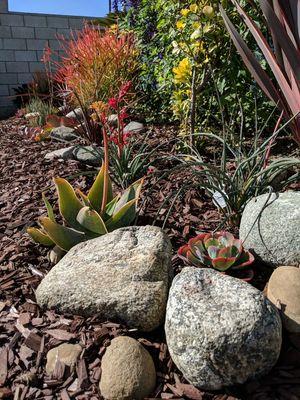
[178,231,254,281]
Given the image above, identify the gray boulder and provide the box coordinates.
[124,121,145,134]
[165,267,282,390]
[44,146,75,161]
[73,145,103,166]
[100,336,156,400]
[36,226,172,332]
[240,192,300,266]
[50,126,78,142]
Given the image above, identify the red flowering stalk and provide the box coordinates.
[107,81,132,157]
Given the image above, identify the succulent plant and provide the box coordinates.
[178,231,254,281]
[27,162,143,252]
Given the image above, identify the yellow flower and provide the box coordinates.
[176,20,186,30]
[190,4,199,13]
[192,22,201,30]
[173,58,192,84]
[203,5,214,18]
[90,101,108,114]
[181,8,190,17]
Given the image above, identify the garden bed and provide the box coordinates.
[1,114,300,400]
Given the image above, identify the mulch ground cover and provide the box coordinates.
[1,115,300,399]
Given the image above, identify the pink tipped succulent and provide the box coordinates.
[178,231,254,281]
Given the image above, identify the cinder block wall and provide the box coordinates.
[0,0,94,118]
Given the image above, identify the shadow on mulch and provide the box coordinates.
[0,116,300,399]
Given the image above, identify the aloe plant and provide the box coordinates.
[178,231,254,281]
[27,164,143,251]
[220,0,300,145]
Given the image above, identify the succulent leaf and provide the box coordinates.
[76,206,108,234]
[178,231,255,281]
[54,177,83,229]
[39,217,86,251]
[88,162,113,213]
[106,198,137,231]
[27,227,54,246]
[42,193,55,222]
[114,178,143,214]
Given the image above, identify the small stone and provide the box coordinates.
[44,146,75,161]
[73,145,103,166]
[36,226,172,331]
[108,114,118,126]
[267,266,300,332]
[66,107,83,120]
[240,191,300,266]
[48,246,65,265]
[46,343,82,375]
[100,336,156,400]
[165,267,282,390]
[124,121,145,134]
[51,126,78,142]
[25,112,40,120]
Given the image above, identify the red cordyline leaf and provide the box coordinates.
[220,0,300,144]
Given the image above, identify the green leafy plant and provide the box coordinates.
[27,101,144,252]
[27,167,143,251]
[220,0,300,145]
[25,97,58,127]
[175,118,300,227]
[120,0,272,131]
[178,231,254,281]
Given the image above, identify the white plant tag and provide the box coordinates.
[213,191,227,209]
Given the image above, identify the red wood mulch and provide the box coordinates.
[0,115,300,400]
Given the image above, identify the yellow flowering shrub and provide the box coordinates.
[171,1,225,138]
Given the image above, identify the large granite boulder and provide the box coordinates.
[267,266,300,333]
[165,267,282,390]
[36,226,172,332]
[100,336,156,400]
[240,192,300,266]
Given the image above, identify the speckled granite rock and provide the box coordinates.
[165,267,282,390]
[72,145,103,166]
[50,126,78,142]
[240,192,300,266]
[46,343,82,375]
[267,266,300,332]
[100,336,156,400]
[36,226,172,331]
[44,146,75,161]
[66,107,83,120]
[124,121,145,134]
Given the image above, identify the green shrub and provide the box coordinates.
[120,0,274,133]
[25,97,57,127]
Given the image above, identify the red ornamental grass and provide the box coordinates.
[55,25,137,108]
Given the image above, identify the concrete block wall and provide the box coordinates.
[0,0,95,118]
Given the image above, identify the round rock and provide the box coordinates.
[72,145,103,166]
[36,226,172,331]
[100,336,156,400]
[46,343,82,375]
[165,267,282,390]
[267,266,300,332]
[240,192,300,266]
